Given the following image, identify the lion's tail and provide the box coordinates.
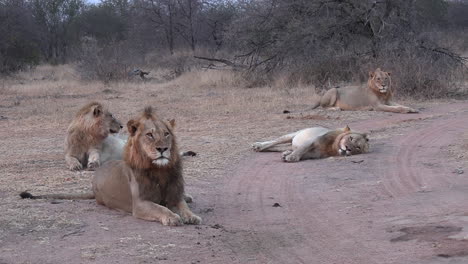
[20,191,95,200]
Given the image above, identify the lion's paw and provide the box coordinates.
[282,152,300,163]
[329,107,342,111]
[87,160,100,170]
[407,108,419,113]
[161,214,183,226]
[182,214,202,225]
[69,160,83,171]
[281,150,293,160]
[251,142,264,152]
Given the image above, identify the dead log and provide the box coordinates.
[194,56,248,71]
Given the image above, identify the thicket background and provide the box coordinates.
[1,0,467,97]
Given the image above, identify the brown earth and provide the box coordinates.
[1,67,468,263]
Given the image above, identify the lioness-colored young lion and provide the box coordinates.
[252,126,369,162]
[22,107,200,226]
[311,68,418,113]
[65,102,123,171]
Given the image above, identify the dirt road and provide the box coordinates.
[207,102,468,264]
[2,102,468,264]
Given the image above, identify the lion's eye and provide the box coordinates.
[377,78,381,81]
[146,133,154,139]
[356,147,361,150]
[164,131,170,137]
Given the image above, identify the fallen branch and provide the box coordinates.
[194,56,248,70]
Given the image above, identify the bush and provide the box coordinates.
[76,37,134,82]
[224,0,467,97]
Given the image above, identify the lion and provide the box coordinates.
[65,102,196,171]
[100,134,197,163]
[252,126,369,162]
[65,102,123,171]
[310,68,418,113]
[21,107,201,226]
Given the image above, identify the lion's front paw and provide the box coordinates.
[87,160,100,170]
[68,159,83,171]
[281,150,293,160]
[406,108,419,113]
[282,151,300,162]
[329,107,342,111]
[252,142,264,152]
[182,214,202,225]
[161,214,183,226]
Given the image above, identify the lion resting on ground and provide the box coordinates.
[22,107,200,226]
[65,102,123,171]
[311,68,418,113]
[252,126,369,162]
[65,102,196,171]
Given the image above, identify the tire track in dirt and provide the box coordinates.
[212,101,468,264]
[223,156,308,263]
[380,117,464,198]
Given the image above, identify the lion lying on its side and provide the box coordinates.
[22,107,200,226]
[311,68,418,113]
[252,126,369,162]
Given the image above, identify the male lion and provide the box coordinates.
[22,107,201,226]
[65,102,123,171]
[311,68,418,113]
[252,126,369,162]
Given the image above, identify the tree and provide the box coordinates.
[31,0,85,63]
[0,0,41,73]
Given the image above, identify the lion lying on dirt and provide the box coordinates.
[22,107,200,226]
[311,68,418,113]
[252,126,369,162]
[65,102,123,171]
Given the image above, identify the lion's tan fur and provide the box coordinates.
[92,107,201,226]
[64,102,122,171]
[23,107,200,226]
[252,126,369,162]
[311,68,418,113]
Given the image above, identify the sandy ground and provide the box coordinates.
[1,66,468,263]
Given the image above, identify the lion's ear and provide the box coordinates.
[368,70,374,78]
[168,119,176,128]
[92,105,102,117]
[344,125,351,132]
[127,119,139,136]
[386,71,391,76]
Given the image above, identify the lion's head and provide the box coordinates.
[74,102,123,137]
[368,68,392,95]
[72,101,122,138]
[337,126,369,156]
[124,107,180,169]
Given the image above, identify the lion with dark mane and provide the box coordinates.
[22,107,201,226]
[311,68,418,113]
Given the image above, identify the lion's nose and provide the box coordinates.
[157,147,168,153]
